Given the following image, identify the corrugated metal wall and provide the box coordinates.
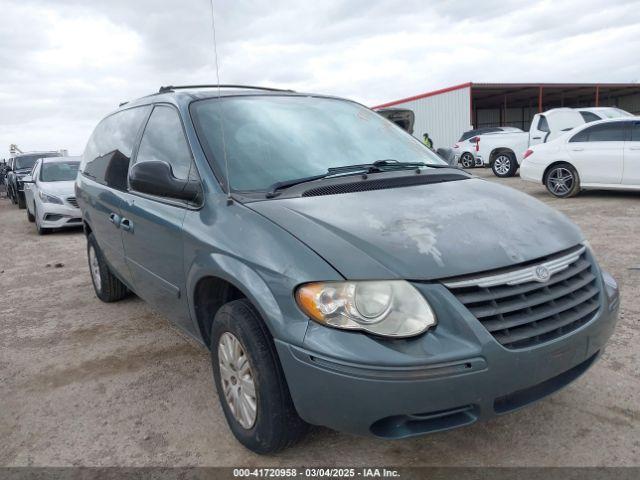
[617,92,640,114]
[385,87,471,149]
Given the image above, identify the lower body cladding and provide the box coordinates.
[37,204,82,229]
[275,275,619,439]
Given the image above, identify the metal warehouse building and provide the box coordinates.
[373,82,640,150]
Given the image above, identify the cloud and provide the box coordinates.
[1,0,639,157]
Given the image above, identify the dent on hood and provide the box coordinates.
[361,180,574,265]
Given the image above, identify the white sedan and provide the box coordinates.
[23,156,82,234]
[520,117,640,198]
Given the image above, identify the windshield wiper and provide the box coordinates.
[265,173,330,198]
[265,160,455,198]
[327,159,453,174]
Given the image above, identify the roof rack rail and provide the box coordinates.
[158,84,295,94]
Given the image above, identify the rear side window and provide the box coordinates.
[631,122,640,141]
[82,106,150,189]
[570,122,627,142]
[580,111,601,123]
[131,105,196,181]
[537,115,550,132]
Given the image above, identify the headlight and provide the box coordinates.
[295,280,436,337]
[39,191,63,204]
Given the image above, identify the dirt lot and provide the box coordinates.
[1,170,639,467]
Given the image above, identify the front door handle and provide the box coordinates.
[120,218,134,233]
[629,146,640,150]
[571,147,584,151]
[109,213,121,225]
[532,136,541,140]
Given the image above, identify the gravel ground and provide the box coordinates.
[1,169,639,467]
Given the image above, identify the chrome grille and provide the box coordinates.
[66,196,78,207]
[444,246,600,349]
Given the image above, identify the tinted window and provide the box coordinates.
[15,152,60,170]
[570,122,627,142]
[82,106,150,189]
[632,122,640,142]
[132,105,194,181]
[580,111,601,123]
[192,96,445,191]
[459,128,500,142]
[537,115,550,132]
[40,162,80,182]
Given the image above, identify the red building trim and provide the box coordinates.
[372,82,473,109]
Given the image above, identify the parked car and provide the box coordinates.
[520,117,640,197]
[76,85,619,454]
[578,107,633,123]
[22,156,82,234]
[475,107,633,177]
[5,151,62,208]
[452,127,523,168]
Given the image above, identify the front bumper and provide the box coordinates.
[276,272,619,438]
[38,203,82,228]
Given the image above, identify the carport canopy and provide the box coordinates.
[470,82,640,130]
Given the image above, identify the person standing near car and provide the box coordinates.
[422,132,434,149]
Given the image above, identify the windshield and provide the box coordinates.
[40,161,80,182]
[191,96,445,191]
[15,152,60,170]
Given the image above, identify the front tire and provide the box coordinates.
[26,204,35,222]
[17,192,26,209]
[459,152,475,168]
[34,205,49,235]
[545,163,580,198]
[491,152,518,177]
[87,233,129,302]
[211,299,308,454]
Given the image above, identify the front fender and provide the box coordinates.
[186,253,303,342]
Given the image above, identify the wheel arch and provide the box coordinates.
[542,160,577,186]
[187,254,299,350]
[489,147,516,165]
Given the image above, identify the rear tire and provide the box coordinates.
[460,152,475,169]
[544,163,581,198]
[210,298,308,453]
[87,233,129,302]
[491,152,518,177]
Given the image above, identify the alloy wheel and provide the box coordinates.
[218,332,257,429]
[494,155,511,175]
[460,153,474,168]
[547,167,574,196]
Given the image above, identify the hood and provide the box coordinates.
[39,181,75,197]
[248,178,584,280]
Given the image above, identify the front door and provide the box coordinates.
[120,105,199,330]
[623,120,640,186]
[567,122,626,185]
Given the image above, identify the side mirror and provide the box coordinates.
[129,161,200,202]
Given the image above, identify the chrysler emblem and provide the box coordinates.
[534,265,550,282]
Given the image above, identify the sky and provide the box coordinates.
[1,0,640,157]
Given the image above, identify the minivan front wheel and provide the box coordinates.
[210,298,308,453]
[87,233,129,302]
